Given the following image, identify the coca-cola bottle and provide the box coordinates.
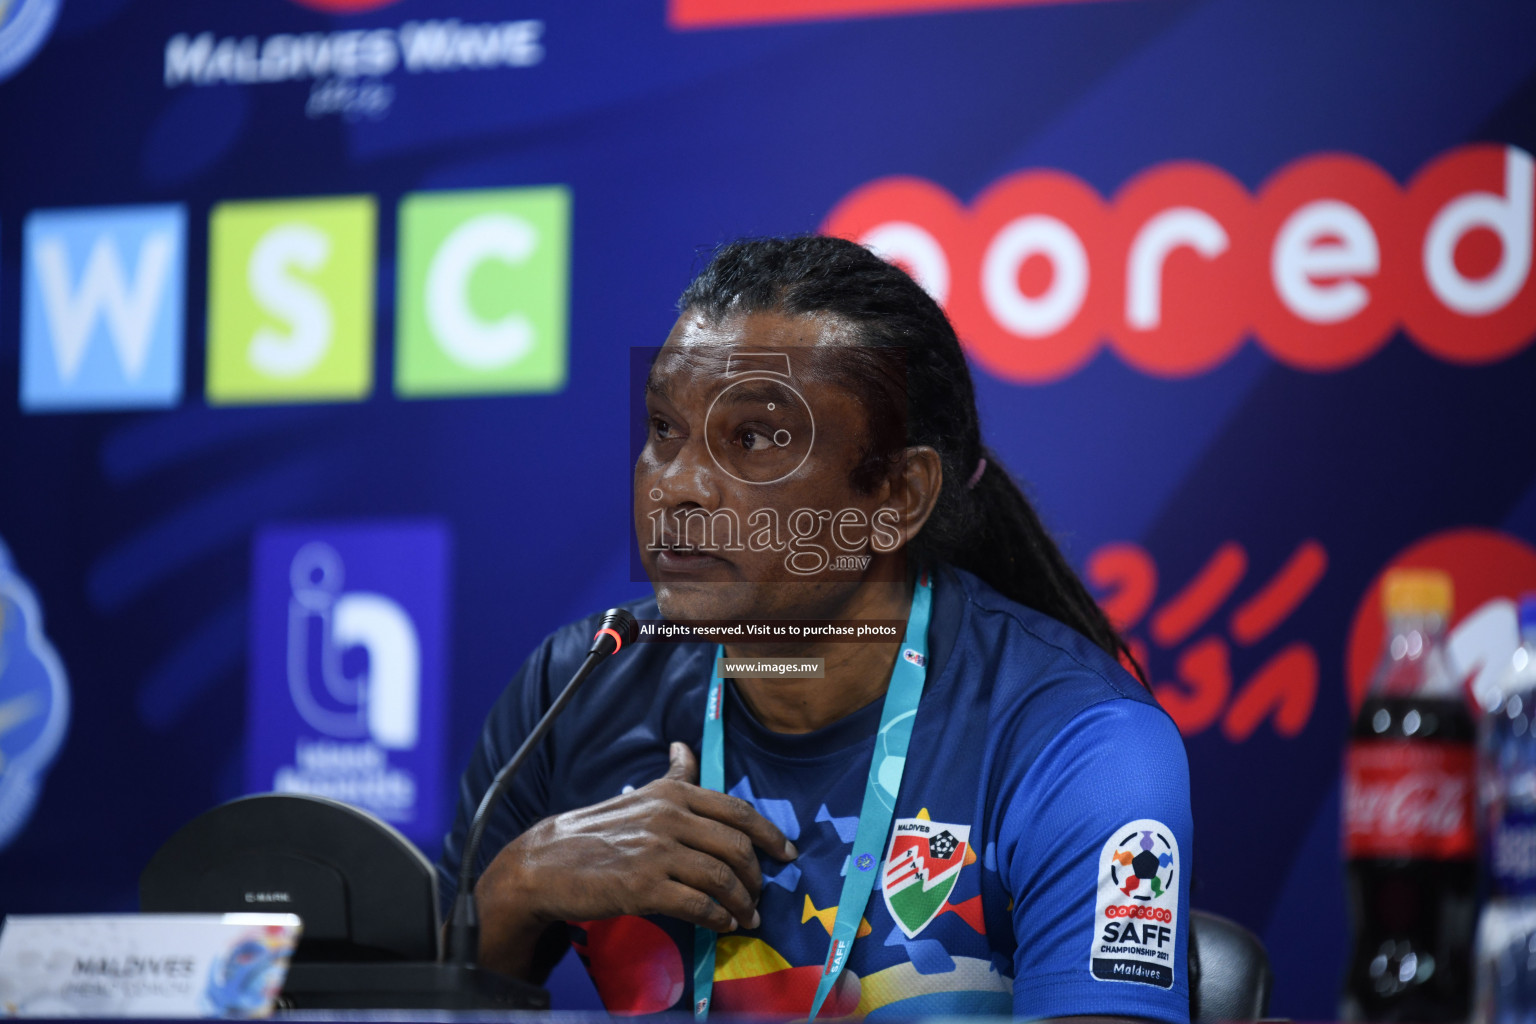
[1342,568,1475,1021]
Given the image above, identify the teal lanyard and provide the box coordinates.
[691,574,933,1021]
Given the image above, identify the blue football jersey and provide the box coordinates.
[440,565,1193,1021]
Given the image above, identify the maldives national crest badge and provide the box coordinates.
[882,814,971,938]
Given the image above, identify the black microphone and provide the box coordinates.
[444,607,640,968]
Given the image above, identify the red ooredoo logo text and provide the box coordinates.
[823,145,1536,382]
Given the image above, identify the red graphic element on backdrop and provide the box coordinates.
[1089,540,1328,741]
[823,144,1536,383]
[669,0,1113,29]
[1345,527,1536,715]
[287,0,400,11]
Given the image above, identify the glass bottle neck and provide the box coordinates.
[1374,613,1455,697]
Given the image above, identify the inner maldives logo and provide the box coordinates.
[247,522,449,844]
[201,927,297,1016]
[882,812,972,938]
[0,537,70,851]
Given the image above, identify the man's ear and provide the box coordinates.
[879,445,943,550]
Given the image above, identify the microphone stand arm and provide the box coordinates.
[444,646,608,966]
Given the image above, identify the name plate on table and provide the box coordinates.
[0,914,301,1019]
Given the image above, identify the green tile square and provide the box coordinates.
[206,196,376,405]
[394,187,570,398]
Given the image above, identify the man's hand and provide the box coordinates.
[474,741,799,978]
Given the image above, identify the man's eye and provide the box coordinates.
[652,417,675,440]
[739,429,770,451]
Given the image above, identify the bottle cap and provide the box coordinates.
[1381,569,1453,618]
[1520,593,1536,632]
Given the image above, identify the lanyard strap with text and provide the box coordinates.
[691,574,933,1022]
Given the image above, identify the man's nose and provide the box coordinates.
[650,435,720,509]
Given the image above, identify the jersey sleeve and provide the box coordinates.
[1000,698,1193,1024]
[435,632,561,916]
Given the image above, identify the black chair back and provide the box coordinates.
[1190,909,1274,1021]
[141,792,440,963]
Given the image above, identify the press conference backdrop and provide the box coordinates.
[2,0,1535,1014]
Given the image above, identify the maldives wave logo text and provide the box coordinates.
[0,0,61,84]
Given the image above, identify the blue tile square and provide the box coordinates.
[21,205,186,412]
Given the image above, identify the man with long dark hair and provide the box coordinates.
[440,236,1191,1021]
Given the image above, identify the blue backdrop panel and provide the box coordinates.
[2,0,1535,1014]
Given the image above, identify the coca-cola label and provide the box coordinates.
[1343,741,1474,859]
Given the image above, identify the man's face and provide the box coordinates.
[634,310,899,623]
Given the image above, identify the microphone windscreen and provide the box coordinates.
[600,608,639,647]
[590,607,640,655]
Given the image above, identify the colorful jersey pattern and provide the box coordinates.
[439,566,1193,1021]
